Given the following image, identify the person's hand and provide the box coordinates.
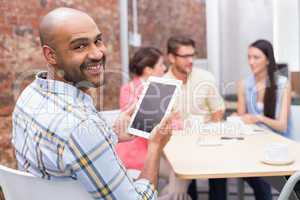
[240,114,259,124]
[169,109,183,130]
[148,111,180,152]
[113,104,136,142]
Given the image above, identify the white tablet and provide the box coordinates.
[128,76,182,139]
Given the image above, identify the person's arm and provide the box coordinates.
[237,80,247,115]
[63,114,176,200]
[236,79,258,123]
[255,82,291,132]
[237,80,291,133]
[236,80,260,124]
[138,145,161,187]
[113,104,136,142]
[138,114,175,187]
[63,119,157,200]
[205,77,225,122]
[211,110,224,122]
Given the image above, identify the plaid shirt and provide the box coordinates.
[12,71,157,200]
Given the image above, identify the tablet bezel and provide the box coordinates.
[128,76,182,139]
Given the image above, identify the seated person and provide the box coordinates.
[237,39,292,200]
[117,47,166,171]
[12,7,176,200]
[164,35,226,200]
[237,39,292,136]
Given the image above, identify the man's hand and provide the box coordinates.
[113,104,136,142]
[148,111,180,152]
[138,111,180,188]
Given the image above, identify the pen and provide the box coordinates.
[253,129,264,132]
[221,136,244,140]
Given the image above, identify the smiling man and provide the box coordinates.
[12,7,175,200]
[39,7,106,89]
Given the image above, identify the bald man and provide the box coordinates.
[12,7,175,200]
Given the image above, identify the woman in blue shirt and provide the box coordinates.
[237,39,292,200]
[237,39,291,137]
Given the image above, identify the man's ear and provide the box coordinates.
[42,45,57,65]
[168,53,175,64]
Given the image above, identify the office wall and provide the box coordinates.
[207,0,300,93]
[131,0,207,58]
[273,0,300,72]
[219,0,273,94]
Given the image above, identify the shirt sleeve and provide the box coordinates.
[62,119,157,200]
[204,77,225,113]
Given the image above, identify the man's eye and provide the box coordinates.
[95,39,103,45]
[75,44,86,50]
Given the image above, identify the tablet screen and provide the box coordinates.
[130,82,177,133]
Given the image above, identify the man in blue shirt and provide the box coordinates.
[12,7,176,200]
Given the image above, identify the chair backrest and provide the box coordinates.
[278,171,300,200]
[0,165,92,200]
[100,109,121,125]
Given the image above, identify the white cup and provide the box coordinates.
[264,143,289,162]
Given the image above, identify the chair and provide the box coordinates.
[99,109,121,125]
[0,165,92,200]
[278,171,300,200]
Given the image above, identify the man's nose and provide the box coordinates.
[187,56,193,63]
[88,44,106,60]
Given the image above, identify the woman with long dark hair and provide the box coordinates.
[237,39,292,200]
[237,39,291,136]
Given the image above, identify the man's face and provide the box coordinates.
[52,17,106,88]
[170,45,195,75]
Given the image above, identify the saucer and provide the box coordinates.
[260,157,294,166]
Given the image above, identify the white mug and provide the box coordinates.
[264,143,289,162]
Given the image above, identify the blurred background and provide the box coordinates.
[0,0,299,170]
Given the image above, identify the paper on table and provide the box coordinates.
[181,115,265,136]
[226,116,265,135]
[226,116,244,124]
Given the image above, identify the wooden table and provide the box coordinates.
[164,124,300,180]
